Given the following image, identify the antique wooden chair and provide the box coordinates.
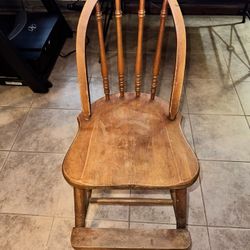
[63,0,199,249]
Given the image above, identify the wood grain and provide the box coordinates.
[115,0,126,97]
[63,93,199,189]
[168,0,187,120]
[90,197,174,205]
[135,0,145,97]
[71,228,191,250]
[151,0,168,100]
[95,2,110,100]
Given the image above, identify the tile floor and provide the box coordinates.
[0,14,250,250]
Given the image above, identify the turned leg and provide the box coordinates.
[174,188,187,229]
[74,188,88,227]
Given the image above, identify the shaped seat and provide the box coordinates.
[62,0,200,249]
[63,93,198,189]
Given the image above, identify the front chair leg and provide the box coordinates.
[175,188,187,229]
[74,188,88,227]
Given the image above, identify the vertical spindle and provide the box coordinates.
[115,0,125,97]
[95,2,110,100]
[151,0,168,100]
[135,0,145,97]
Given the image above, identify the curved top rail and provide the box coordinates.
[76,0,98,119]
[168,0,187,120]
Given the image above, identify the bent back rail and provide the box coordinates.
[168,0,186,120]
[76,0,186,120]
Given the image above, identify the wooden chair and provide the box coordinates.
[62,0,199,249]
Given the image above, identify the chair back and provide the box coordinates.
[76,0,186,120]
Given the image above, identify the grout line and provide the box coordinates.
[198,159,250,163]
[1,211,249,230]
[0,212,53,219]
[233,80,250,129]
[198,175,212,250]
[188,113,246,117]
[8,150,66,155]
[207,225,250,230]
[185,88,197,155]
[0,150,10,173]
[45,217,55,249]
[0,105,32,173]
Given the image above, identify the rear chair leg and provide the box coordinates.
[74,188,88,227]
[173,188,187,229]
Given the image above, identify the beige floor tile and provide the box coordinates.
[32,81,81,110]
[210,16,242,26]
[247,116,250,127]
[201,161,250,228]
[209,227,250,250]
[188,180,207,226]
[186,27,222,54]
[52,56,77,78]
[235,81,250,115]
[130,222,175,229]
[46,218,73,250]
[208,21,248,53]
[0,107,28,150]
[190,115,250,161]
[0,86,34,108]
[181,114,195,150]
[86,219,129,228]
[186,79,243,115]
[13,108,78,153]
[222,50,250,84]
[91,189,130,198]
[86,204,129,222]
[188,226,210,250]
[130,189,170,199]
[0,214,52,250]
[46,217,128,250]
[0,152,73,217]
[185,51,230,82]
[130,180,205,226]
[0,151,8,170]
[184,16,212,28]
[48,76,80,88]
[130,205,176,224]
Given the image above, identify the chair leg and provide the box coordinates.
[174,188,187,229]
[74,188,88,227]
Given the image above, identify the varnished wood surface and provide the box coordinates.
[151,0,168,100]
[95,2,110,100]
[90,197,174,205]
[63,93,199,189]
[71,228,191,250]
[115,0,126,97]
[168,0,187,120]
[135,0,145,97]
[75,0,187,119]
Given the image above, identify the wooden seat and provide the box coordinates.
[63,93,198,189]
[62,0,200,249]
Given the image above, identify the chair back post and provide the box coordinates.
[168,0,187,120]
[76,0,99,119]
